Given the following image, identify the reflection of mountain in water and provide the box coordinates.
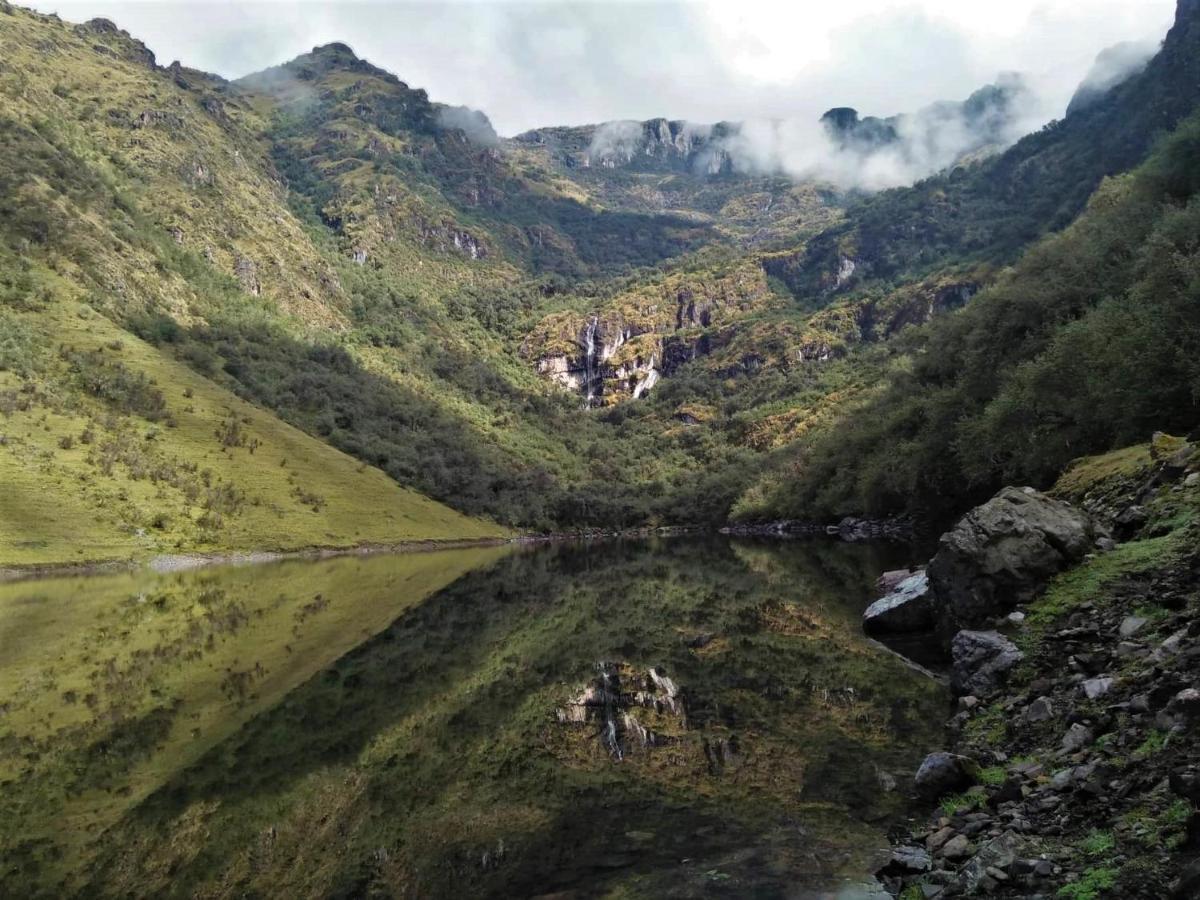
[5,538,946,898]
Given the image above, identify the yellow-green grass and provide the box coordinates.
[0,301,508,568]
[0,545,510,888]
[1053,443,1154,499]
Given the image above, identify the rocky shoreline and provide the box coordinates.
[720,514,917,542]
[865,435,1200,898]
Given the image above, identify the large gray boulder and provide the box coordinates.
[863,571,935,634]
[929,487,1094,628]
[951,630,1024,697]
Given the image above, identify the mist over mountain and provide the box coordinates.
[517,73,1040,191]
[1066,38,1160,114]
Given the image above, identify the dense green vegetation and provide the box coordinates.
[763,115,1200,524]
[2,0,1200,562]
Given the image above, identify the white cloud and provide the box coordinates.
[35,0,1178,135]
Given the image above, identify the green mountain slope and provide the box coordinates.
[0,288,506,567]
[0,7,509,566]
[2,0,1198,544]
[748,112,1200,524]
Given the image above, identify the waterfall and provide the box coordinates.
[632,355,659,400]
[582,316,600,408]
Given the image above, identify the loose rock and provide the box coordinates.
[951,630,1024,697]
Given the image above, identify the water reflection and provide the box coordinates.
[0,537,946,898]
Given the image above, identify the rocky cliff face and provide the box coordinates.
[533,315,661,407]
[513,118,738,176]
[524,265,772,406]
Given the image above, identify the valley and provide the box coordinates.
[2,0,1200,896]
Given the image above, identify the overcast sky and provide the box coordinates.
[35,0,1178,136]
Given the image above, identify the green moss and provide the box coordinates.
[978,766,1008,787]
[1079,830,1115,858]
[1132,729,1169,759]
[1053,444,1153,499]
[1025,535,1182,632]
[941,787,987,816]
[1057,867,1118,900]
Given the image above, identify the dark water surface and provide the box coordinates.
[0,537,946,898]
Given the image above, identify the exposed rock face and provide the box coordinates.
[234,257,261,296]
[419,223,486,259]
[514,118,737,176]
[863,571,935,634]
[928,487,1095,629]
[951,630,1023,697]
[534,315,660,407]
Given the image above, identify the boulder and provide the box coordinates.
[1173,857,1200,898]
[1158,687,1200,729]
[1119,616,1148,638]
[915,751,977,799]
[956,831,1024,895]
[863,571,935,634]
[1022,696,1055,724]
[1061,723,1094,752]
[928,487,1094,629]
[951,631,1024,697]
[940,834,972,861]
[876,567,922,594]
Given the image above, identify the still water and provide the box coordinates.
[0,537,946,899]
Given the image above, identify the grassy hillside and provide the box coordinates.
[0,288,506,567]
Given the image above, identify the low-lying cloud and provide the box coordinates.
[38,1,1178,141]
[585,72,1051,190]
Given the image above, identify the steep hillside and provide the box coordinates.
[0,7,508,565]
[0,277,505,568]
[775,0,1200,298]
[237,43,716,279]
[746,112,1200,525]
[2,0,1198,545]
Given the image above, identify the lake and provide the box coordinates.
[0,536,946,898]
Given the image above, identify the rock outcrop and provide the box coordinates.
[928,487,1096,630]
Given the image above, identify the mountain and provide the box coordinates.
[1,0,1199,564]
[1066,40,1158,116]
[778,0,1200,298]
